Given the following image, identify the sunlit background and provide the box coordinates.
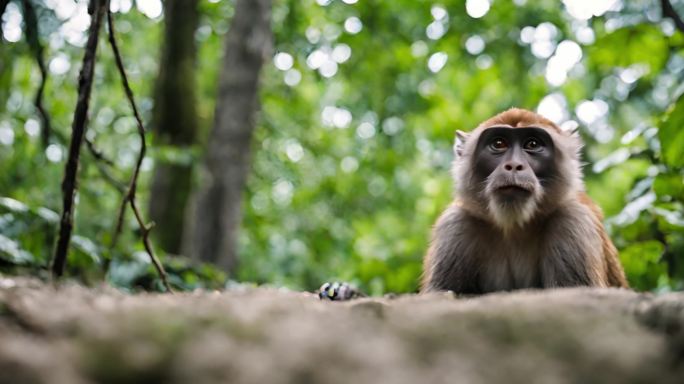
[1,0,683,293]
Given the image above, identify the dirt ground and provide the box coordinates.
[0,276,682,384]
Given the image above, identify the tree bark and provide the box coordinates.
[186,0,272,272]
[148,0,199,254]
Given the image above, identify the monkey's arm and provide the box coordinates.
[539,203,609,288]
[421,205,480,294]
[578,193,629,288]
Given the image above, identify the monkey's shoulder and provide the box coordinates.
[543,199,606,233]
[434,203,489,231]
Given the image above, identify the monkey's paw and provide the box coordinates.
[318,282,366,301]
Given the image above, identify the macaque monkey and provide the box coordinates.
[421,108,628,293]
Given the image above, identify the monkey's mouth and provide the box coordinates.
[495,185,533,198]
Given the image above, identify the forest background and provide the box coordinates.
[1,0,683,295]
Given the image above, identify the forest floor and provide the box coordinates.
[0,276,683,384]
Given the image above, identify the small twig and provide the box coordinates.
[21,0,52,147]
[52,0,107,278]
[53,128,125,191]
[106,7,172,293]
[82,132,126,192]
[111,191,129,246]
[90,155,126,192]
[84,136,127,190]
[661,0,684,34]
[85,136,116,167]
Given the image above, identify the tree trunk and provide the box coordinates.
[148,0,199,254]
[186,0,271,272]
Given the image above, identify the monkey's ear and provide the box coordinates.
[561,121,580,136]
[454,130,469,157]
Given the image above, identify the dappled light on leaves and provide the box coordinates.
[576,99,609,126]
[321,106,352,129]
[343,16,362,34]
[24,119,40,137]
[48,54,71,75]
[529,23,559,59]
[1,3,22,42]
[50,1,91,46]
[427,52,448,73]
[272,179,294,207]
[563,0,620,21]
[306,45,349,77]
[136,0,162,19]
[537,93,568,124]
[284,140,304,163]
[45,144,63,163]
[466,0,490,19]
[545,40,582,86]
[110,0,133,14]
[284,69,301,86]
[356,122,376,139]
[465,35,485,55]
[0,122,14,145]
[273,52,294,71]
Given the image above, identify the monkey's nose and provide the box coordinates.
[503,162,524,172]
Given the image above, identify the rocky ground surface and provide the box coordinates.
[0,276,683,384]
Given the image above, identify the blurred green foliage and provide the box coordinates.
[1,0,683,293]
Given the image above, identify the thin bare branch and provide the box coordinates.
[111,192,129,247]
[21,0,52,147]
[89,156,127,192]
[52,0,107,278]
[85,136,116,167]
[106,7,173,293]
[53,128,125,191]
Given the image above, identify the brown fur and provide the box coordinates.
[578,193,629,287]
[477,108,562,132]
[421,108,628,293]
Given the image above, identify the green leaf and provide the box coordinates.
[107,251,152,289]
[0,234,34,265]
[71,235,102,266]
[653,173,684,200]
[589,24,668,77]
[34,207,60,224]
[619,241,667,291]
[0,197,29,214]
[659,95,684,168]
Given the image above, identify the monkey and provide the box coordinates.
[421,108,628,294]
[318,108,627,300]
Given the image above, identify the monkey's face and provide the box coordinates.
[472,127,556,229]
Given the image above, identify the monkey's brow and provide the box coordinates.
[485,125,546,130]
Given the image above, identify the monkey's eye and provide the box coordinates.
[523,138,543,151]
[489,138,508,151]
